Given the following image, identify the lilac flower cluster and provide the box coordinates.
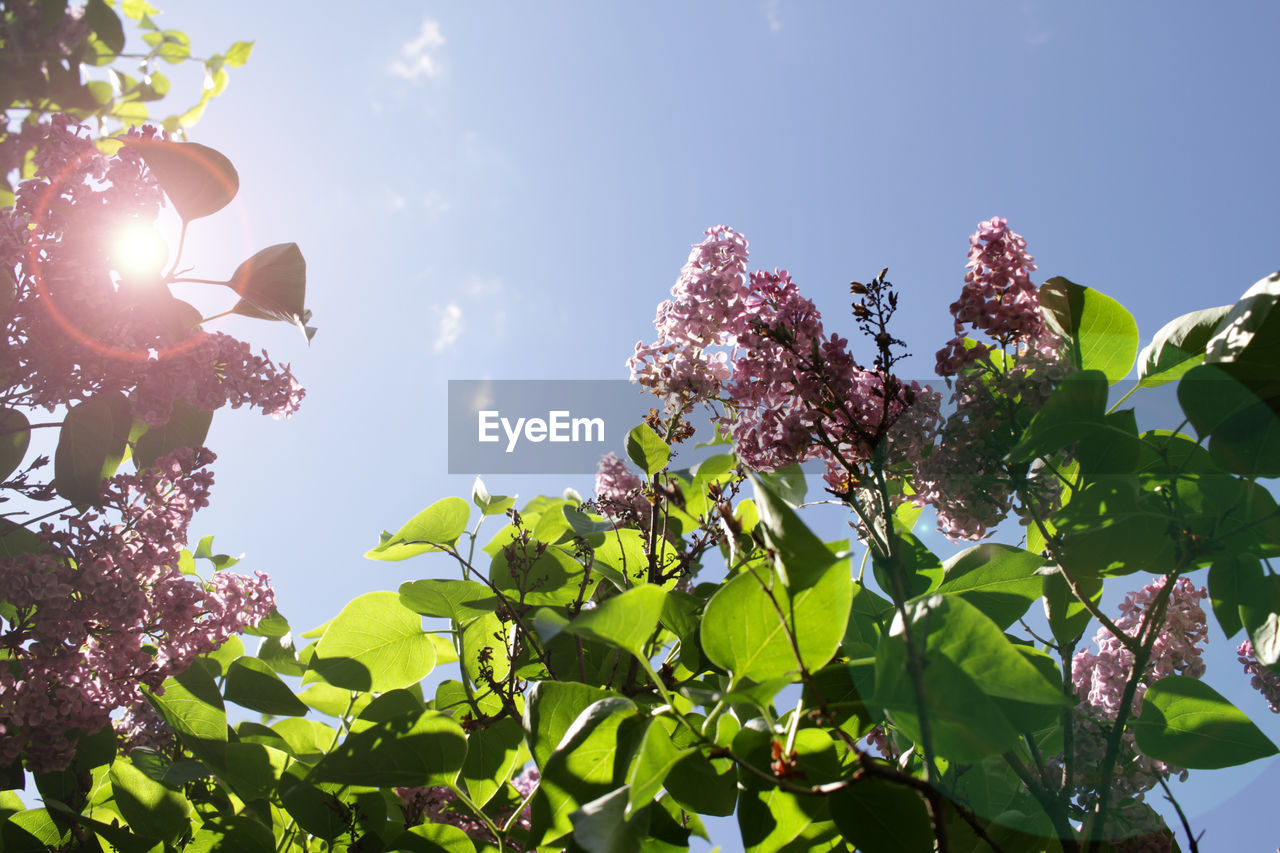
[629,227,941,503]
[1060,577,1208,805]
[1,117,303,421]
[935,216,1060,376]
[910,219,1070,540]
[396,765,538,844]
[0,448,276,771]
[594,452,648,522]
[629,226,749,404]
[1238,640,1280,714]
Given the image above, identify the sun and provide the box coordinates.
[109,220,169,280]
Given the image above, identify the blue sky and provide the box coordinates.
[144,2,1280,848]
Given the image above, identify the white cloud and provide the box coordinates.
[390,19,446,81]
[433,302,463,352]
[764,0,782,33]
[463,275,503,298]
[423,190,451,222]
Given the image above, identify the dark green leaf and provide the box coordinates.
[935,543,1045,630]
[570,786,649,853]
[227,243,310,333]
[224,657,308,717]
[84,0,125,54]
[461,716,524,807]
[127,140,238,221]
[133,399,212,470]
[829,778,932,853]
[1240,573,1280,667]
[523,681,615,769]
[110,758,190,842]
[309,710,466,787]
[0,408,30,480]
[54,391,131,506]
[1209,553,1262,640]
[146,660,226,769]
[1133,675,1278,769]
[1138,304,1233,387]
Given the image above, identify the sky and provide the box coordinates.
[123,2,1280,849]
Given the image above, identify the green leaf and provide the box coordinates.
[109,758,191,842]
[626,423,669,477]
[754,463,807,507]
[1240,573,1280,668]
[133,400,212,470]
[1015,368,1107,450]
[626,716,694,817]
[532,697,639,845]
[54,391,131,506]
[874,595,1066,761]
[84,0,125,54]
[257,632,306,677]
[186,814,275,852]
[1039,277,1140,382]
[126,140,239,221]
[534,584,666,658]
[735,728,844,852]
[523,681,616,769]
[146,661,227,769]
[366,497,470,561]
[309,590,436,691]
[227,243,310,333]
[221,742,289,801]
[748,471,839,588]
[224,40,254,67]
[0,408,30,480]
[390,823,478,853]
[570,786,649,853]
[399,579,496,623]
[1138,304,1233,387]
[829,778,933,853]
[701,558,850,683]
[310,709,466,787]
[1043,567,1101,648]
[1050,479,1176,576]
[461,717,524,808]
[1209,553,1262,640]
[472,475,516,516]
[1204,271,1280,366]
[1178,363,1280,478]
[224,657,309,717]
[935,543,1045,630]
[1133,675,1278,769]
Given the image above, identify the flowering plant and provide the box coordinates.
[3,18,1280,847]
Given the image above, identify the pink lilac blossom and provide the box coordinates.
[935,217,1060,376]
[911,219,1072,541]
[594,452,648,522]
[0,448,276,771]
[1058,577,1208,806]
[1238,640,1280,713]
[396,765,538,844]
[629,226,750,404]
[2,117,302,422]
[726,270,938,482]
